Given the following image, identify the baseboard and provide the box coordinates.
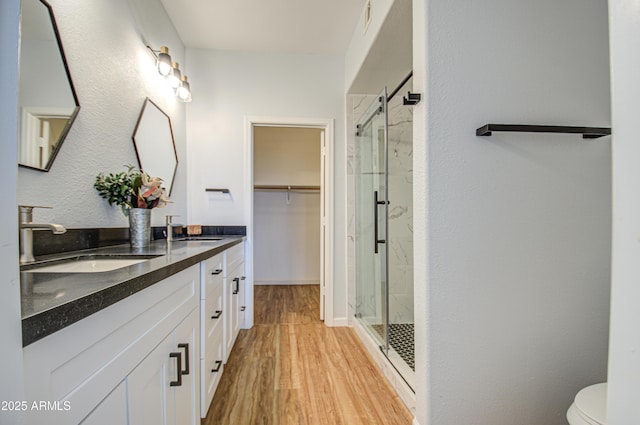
[254,280,320,285]
[328,317,349,327]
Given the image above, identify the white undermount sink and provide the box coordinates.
[25,255,157,273]
[28,258,149,273]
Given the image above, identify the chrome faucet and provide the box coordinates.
[19,205,66,264]
[165,215,179,243]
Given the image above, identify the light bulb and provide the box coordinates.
[177,76,192,102]
[168,62,182,88]
[157,46,172,76]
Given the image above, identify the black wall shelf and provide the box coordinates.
[476,124,611,139]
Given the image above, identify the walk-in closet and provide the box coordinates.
[253,126,324,316]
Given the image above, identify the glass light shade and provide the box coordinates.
[157,46,172,76]
[177,76,192,102]
[167,62,182,89]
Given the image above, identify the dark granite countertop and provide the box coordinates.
[20,236,244,347]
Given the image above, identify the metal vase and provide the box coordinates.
[128,208,151,248]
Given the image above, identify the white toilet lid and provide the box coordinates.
[574,383,607,425]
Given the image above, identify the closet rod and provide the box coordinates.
[254,185,320,191]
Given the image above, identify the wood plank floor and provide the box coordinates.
[202,285,413,425]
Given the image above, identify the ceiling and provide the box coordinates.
[160,0,367,55]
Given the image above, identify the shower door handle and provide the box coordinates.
[374,191,386,254]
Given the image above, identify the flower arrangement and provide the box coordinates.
[94,165,170,215]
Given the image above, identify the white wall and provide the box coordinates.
[185,49,347,319]
[413,0,611,424]
[344,0,395,92]
[17,0,187,228]
[0,0,24,422]
[253,126,321,285]
[607,0,640,422]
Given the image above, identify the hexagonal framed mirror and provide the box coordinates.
[18,0,81,171]
[132,98,178,195]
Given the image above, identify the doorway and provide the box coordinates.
[244,117,334,326]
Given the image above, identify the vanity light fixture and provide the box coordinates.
[146,44,194,102]
[177,76,192,102]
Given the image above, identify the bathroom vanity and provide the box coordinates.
[20,237,245,424]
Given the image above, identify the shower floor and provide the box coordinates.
[372,323,415,371]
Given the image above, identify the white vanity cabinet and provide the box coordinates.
[199,253,225,417]
[224,242,245,363]
[21,239,248,424]
[22,265,200,425]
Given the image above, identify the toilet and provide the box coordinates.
[567,383,607,425]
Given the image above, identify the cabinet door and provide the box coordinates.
[223,242,245,362]
[225,271,243,361]
[232,275,242,338]
[127,332,176,425]
[127,309,199,425]
[174,308,199,425]
[80,381,127,425]
[236,274,246,334]
[224,275,236,362]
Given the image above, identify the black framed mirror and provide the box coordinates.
[18,0,80,172]
[132,98,178,195]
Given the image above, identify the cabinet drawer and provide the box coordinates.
[201,283,224,358]
[201,253,224,300]
[201,323,224,417]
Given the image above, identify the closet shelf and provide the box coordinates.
[476,124,611,139]
[254,185,320,191]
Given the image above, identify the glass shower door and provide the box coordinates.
[355,89,389,350]
[354,77,415,390]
